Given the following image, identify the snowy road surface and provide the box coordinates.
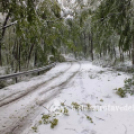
[0,62,133,134]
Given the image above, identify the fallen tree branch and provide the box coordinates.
[95,116,105,121]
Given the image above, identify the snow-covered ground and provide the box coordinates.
[0,61,133,134]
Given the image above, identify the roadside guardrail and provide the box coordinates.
[0,62,56,81]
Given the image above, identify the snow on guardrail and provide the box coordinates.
[0,62,56,80]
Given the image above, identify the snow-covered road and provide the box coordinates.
[0,62,133,134]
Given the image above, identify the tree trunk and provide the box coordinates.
[15,41,18,73]
[132,37,134,66]
[129,48,131,60]
[89,33,93,61]
[27,44,35,69]
[8,29,11,69]
[0,12,10,66]
[108,45,110,55]
[83,33,87,58]
[90,31,94,61]
[100,49,102,58]
[18,40,21,71]
[34,45,37,67]
[119,46,124,62]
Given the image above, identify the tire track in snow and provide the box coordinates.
[0,62,72,107]
[0,62,81,134]
[13,62,81,134]
[37,62,81,106]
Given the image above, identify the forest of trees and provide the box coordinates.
[0,0,134,73]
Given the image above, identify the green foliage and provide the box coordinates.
[117,88,126,98]
[100,99,104,102]
[124,78,134,89]
[124,78,134,95]
[42,114,51,124]
[124,78,132,84]
[50,118,58,128]
[63,107,69,116]
[61,102,65,106]
[0,0,77,70]
[71,102,80,110]
[114,78,134,96]
[32,126,37,133]
[51,0,61,18]
[91,0,134,63]
[38,120,43,125]
[86,115,93,123]
[1,0,134,70]
[55,55,66,62]
[38,114,59,128]
[0,81,6,89]
[49,56,55,62]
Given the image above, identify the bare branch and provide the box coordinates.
[0,21,17,30]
